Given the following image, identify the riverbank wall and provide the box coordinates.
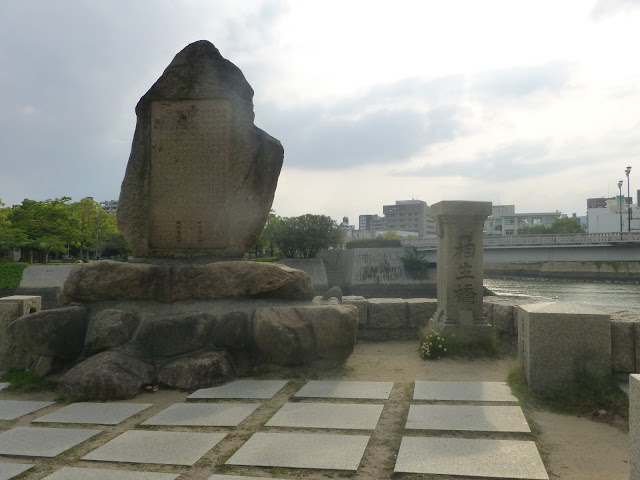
[485,261,640,283]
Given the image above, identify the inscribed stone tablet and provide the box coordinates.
[149,99,230,250]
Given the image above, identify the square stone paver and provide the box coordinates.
[82,430,226,466]
[209,476,289,480]
[0,427,102,457]
[395,437,548,479]
[188,380,288,399]
[0,463,33,480]
[294,380,393,399]
[33,402,152,425]
[0,400,56,420]
[406,405,530,432]
[41,467,180,479]
[266,403,383,430]
[226,432,370,470]
[142,403,260,427]
[413,381,518,402]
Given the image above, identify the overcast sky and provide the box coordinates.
[1,0,639,224]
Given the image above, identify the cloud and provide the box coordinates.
[590,0,640,20]
[396,140,554,180]
[470,62,572,99]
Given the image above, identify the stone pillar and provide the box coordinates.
[0,295,41,367]
[429,201,492,342]
[632,374,640,480]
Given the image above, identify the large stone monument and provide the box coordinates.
[3,41,358,400]
[118,40,283,260]
[429,201,493,342]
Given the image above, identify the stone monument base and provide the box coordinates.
[429,316,494,344]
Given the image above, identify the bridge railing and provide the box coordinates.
[402,232,640,248]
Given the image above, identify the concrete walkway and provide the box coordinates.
[0,378,548,480]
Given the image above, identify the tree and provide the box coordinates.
[270,214,341,258]
[519,217,584,235]
[548,217,585,234]
[71,199,121,259]
[382,231,401,240]
[8,197,77,263]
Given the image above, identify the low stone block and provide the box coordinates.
[611,319,636,374]
[631,374,640,480]
[518,302,611,391]
[84,309,139,356]
[8,305,88,364]
[135,312,216,358]
[342,296,367,326]
[0,296,41,368]
[60,351,155,401]
[367,298,407,329]
[406,298,437,330]
[157,351,234,390]
[253,305,357,365]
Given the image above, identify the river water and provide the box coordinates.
[484,278,640,311]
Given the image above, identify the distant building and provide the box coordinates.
[382,200,435,238]
[100,200,118,213]
[587,196,639,233]
[484,205,564,235]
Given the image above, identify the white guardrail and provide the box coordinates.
[402,232,640,248]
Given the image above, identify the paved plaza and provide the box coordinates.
[0,379,548,480]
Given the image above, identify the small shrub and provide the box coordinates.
[419,331,449,359]
[0,262,29,289]
[401,251,435,280]
[0,370,56,392]
[419,327,498,360]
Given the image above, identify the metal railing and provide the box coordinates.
[402,232,640,248]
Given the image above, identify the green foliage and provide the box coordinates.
[401,249,434,279]
[519,217,585,235]
[269,214,341,258]
[0,262,29,289]
[419,331,449,359]
[0,369,56,392]
[419,328,498,359]
[250,257,279,262]
[346,238,402,249]
[381,230,401,240]
[507,366,628,418]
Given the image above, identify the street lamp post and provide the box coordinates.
[618,180,624,234]
[626,166,632,232]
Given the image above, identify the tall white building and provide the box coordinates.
[357,200,435,238]
[587,196,639,233]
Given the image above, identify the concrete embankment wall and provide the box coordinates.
[486,261,640,282]
[318,248,437,298]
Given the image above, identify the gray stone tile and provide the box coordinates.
[395,437,548,479]
[0,463,33,480]
[208,476,289,480]
[266,402,383,430]
[0,427,102,457]
[82,430,226,466]
[413,381,518,402]
[294,380,393,399]
[406,405,530,432]
[0,400,56,420]
[33,402,152,425]
[41,467,180,480]
[142,403,260,427]
[0,383,8,391]
[188,380,288,399]
[226,432,370,470]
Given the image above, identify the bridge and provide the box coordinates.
[402,232,640,262]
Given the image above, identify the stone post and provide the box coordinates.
[429,201,492,342]
[631,374,640,480]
